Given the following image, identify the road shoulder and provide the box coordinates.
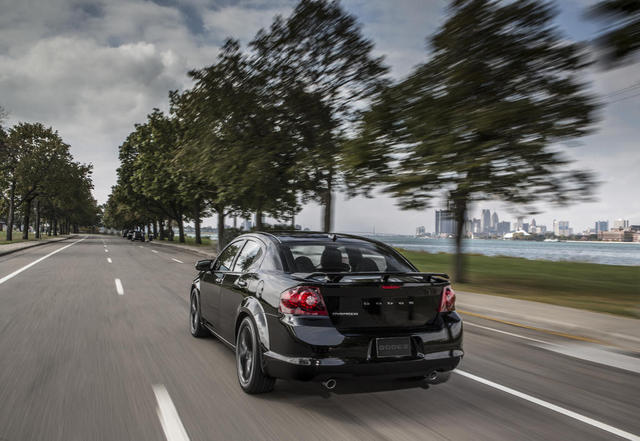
[0,235,75,257]
[458,290,640,354]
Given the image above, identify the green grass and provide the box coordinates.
[0,230,45,245]
[157,236,215,247]
[399,249,640,318]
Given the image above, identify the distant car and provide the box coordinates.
[131,230,144,241]
[189,232,463,394]
[122,229,129,238]
[126,230,134,240]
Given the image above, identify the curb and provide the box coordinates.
[145,239,218,259]
[0,235,75,257]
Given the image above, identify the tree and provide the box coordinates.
[346,0,600,282]
[177,40,306,248]
[250,0,388,231]
[588,0,640,68]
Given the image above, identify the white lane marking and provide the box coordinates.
[103,244,107,248]
[0,237,86,285]
[465,321,548,345]
[138,245,143,248]
[151,250,158,254]
[107,257,112,264]
[455,370,640,441]
[105,249,108,253]
[115,278,124,296]
[171,258,183,264]
[152,384,190,441]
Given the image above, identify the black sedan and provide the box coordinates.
[189,232,463,394]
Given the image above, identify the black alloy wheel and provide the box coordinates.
[235,317,275,394]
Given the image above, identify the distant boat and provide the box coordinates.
[544,238,559,242]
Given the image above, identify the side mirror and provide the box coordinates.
[195,259,212,272]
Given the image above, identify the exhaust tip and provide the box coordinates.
[322,379,337,390]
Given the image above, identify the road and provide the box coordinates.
[1,235,639,441]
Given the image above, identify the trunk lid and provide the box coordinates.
[311,274,448,332]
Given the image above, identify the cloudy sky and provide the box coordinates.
[1,0,638,234]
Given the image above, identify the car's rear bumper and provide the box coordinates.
[263,313,463,382]
[263,348,462,381]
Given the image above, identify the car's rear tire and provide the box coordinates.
[190,288,208,338]
[236,317,275,394]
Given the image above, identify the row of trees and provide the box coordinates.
[0,112,99,240]
[105,0,636,281]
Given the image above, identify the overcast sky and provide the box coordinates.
[1,0,638,234]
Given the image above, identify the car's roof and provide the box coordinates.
[250,231,387,246]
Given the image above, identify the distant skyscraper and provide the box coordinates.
[595,220,608,234]
[516,216,524,231]
[416,226,426,237]
[553,220,572,237]
[435,210,456,236]
[472,218,481,234]
[481,209,491,233]
[491,212,499,230]
[613,219,629,230]
[497,221,511,235]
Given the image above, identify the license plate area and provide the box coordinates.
[375,337,412,358]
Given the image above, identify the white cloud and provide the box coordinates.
[0,0,637,233]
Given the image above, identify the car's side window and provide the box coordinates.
[232,240,264,273]
[213,240,244,272]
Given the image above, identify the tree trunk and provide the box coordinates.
[153,220,158,239]
[322,182,333,233]
[291,210,295,229]
[22,199,32,240]
[255,210,263,230]
[453,198,468,283]
[35,200,41,239]
[168,220,174,241]
[6,180,15,241]
[217,209,225,252]
[178,214,185,243]
[194,201,202,245]
[159,219,166,240]
[53,218,58,236]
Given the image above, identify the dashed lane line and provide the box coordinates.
[115,278,124,296]
[107,257,112,264]
[171,258,183,264]
[153,384,190,441]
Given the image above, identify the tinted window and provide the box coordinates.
[214,240,244,272]
[282,241,413,273]
[232,240,264,272]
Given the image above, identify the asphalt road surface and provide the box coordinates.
[1,235,639,441]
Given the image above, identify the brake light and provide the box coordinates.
[382,285,401,289]
[438,285,456,312]
[279,286,328,316]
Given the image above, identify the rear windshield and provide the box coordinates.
[280,241,414,273]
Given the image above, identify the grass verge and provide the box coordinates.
[0,230,52,245]
[155,236,216,248]
[399,249,640,318]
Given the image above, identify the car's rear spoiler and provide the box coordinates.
[294,272,450,284]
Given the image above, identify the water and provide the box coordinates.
[363,236,640,266]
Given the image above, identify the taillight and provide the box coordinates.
[279,286,328,316]
[439,285,456,312]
